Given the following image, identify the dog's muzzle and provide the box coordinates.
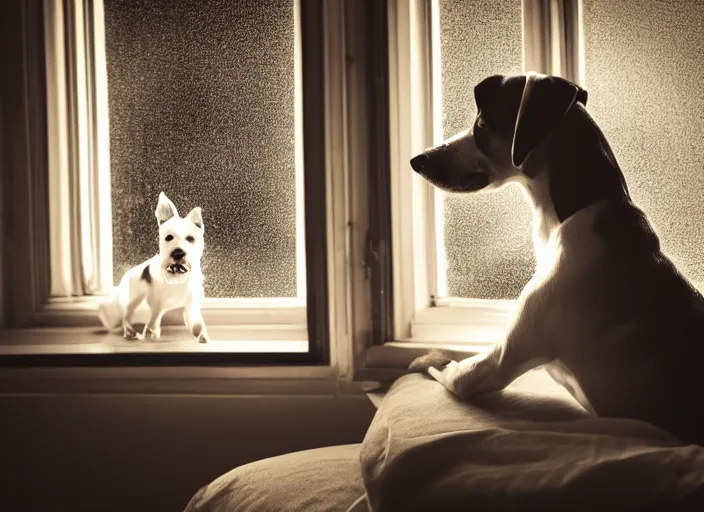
[410,151,490,193]
[162,252,191,284]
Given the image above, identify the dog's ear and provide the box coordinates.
[155,192,179,225]
[473,74,527,140]
[473,74,505,113]
[511,73,589,168]
[186,207,203,230]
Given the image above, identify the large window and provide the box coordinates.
[3,0,702,375]
[0,0,359,366]
[389,0,704,351]
[105,0,304,301]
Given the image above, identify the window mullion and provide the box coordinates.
[388,0,436,341]
[522,0,583,83]
[426,0,442,303]
[300,0,330,363]
[364,0,394,347]
[3,0,50,326]
[343,0,376,362]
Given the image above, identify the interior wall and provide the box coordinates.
[0,392,376,512]
[0,98,4,330]
[0,6,7,330]
[0,0,24,330]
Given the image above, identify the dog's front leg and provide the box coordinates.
[413,306,552,400]
[426,346,534,399]
[122,295,145,340]
[143,306,165,340]
[185,291,210,344]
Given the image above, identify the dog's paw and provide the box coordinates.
[428,360,461,395]
[143,326,161,340]
[196,332,210,344]
[123,324,141,340]
[430,354,506,399]
[408,349,454,373]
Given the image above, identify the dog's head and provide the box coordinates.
[155,192,205,285]
[410,72,588,193]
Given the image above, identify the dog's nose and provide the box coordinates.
[410,154,429,172]
[171,248,186,261]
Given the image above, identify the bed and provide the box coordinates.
[184,368,704,511]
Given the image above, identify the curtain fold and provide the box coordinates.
[46,0,112,298]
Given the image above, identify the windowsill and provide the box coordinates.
[353,340,494,383]
[0,326,308,355]
[410,301,514,343]
[0,324,324,372]
[355,340,497,403]
[35,296,307,327]
[0,326,362,396]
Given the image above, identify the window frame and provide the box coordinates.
[2,0,51,331]
[360,0,704,377]
[52,0,312,320]
[369,0,585,364]
[0,0,374,369]
[0,0,608,379]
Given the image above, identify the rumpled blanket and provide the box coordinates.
[359,369,704,511]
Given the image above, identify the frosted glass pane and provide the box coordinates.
[104,0,299,298]
[438,0,531,299]
[583,0,704,285]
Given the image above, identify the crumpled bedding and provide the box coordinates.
[184,443,366,512]
[184,368,704,512]
[359,369,704,511]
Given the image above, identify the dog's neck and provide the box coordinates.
[519,176,560,261]
[519,105,630,259]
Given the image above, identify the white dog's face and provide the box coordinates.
[155,192,204,285]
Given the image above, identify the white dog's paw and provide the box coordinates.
[196,332,210,344]
[143,326,161,340]
[123,324,141,340]
[408,349,453,372]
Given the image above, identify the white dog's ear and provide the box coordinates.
[186,207,203,230]
[511,72,588,168]
[155,192,179,225]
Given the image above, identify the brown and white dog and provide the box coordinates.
[409,72,704,445]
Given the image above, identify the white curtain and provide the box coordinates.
[46,0,112,297]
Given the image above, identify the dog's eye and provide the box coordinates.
[165,234,174,242]
[186,236,195,243]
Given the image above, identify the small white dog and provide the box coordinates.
[98,192,211,343]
